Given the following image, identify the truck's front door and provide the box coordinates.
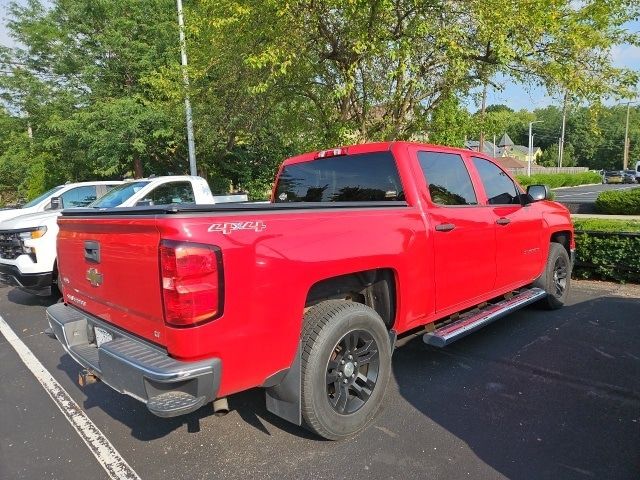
[417,150,497,312]
[471,157,544,290]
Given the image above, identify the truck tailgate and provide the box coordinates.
[57,216,166,345]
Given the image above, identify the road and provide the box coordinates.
[0,281,639,480]
[552,183,639,204]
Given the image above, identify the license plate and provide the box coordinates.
[94,327,113,347]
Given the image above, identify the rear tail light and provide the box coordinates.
[159,240,224,327]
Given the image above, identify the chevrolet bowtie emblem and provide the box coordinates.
[86,267,103,287]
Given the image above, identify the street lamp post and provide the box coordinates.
[176,0,197,176]
[623,101,637,171]
[528,121,543,176]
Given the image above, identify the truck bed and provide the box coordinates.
[59,201,409,216]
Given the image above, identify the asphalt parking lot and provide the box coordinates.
[0,281,638,480]
[552,183,639,204]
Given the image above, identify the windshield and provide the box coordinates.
[90,181,150,208]
[21,186,65,209]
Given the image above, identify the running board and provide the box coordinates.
[423,288,547,348]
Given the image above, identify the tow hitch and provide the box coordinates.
[78,369,100,387]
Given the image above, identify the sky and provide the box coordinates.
[0,1,638,113]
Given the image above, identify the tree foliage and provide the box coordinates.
[0,0,638,204]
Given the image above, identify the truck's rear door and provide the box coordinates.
[57,216,167,345]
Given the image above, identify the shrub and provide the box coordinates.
[572,218,640,283]
[516,171,602,188]
[595,187,640,215]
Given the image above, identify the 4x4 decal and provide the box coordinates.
[208,220,267,235]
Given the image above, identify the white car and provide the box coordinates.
[0,182,120,224]
[0,176,246,296]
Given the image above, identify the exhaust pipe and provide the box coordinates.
[78,369,99,387]
[212,397,229,416]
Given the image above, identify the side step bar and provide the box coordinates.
[423,287,547,347]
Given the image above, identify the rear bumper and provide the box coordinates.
[0,263,52,296]
[46,302,221,417]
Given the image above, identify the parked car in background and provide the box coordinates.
[0,182,119,224]
[602,170,624,184]
[0,176,246,297]
[622,170,638,183]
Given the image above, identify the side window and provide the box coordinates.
[61,186,97,208]
[472,157,520,205]
[142,182,195,206]
[417,151,477,206]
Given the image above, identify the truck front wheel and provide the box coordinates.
[300,300,392,440]
[534,243,571,310]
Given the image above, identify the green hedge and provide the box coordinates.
[594,187,640,215]
[516,171,602,188]
[573,218,640,283]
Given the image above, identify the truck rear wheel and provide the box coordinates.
[300,300,391,440]
[534,243,571,310]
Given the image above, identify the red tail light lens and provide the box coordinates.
[160,240,223,327]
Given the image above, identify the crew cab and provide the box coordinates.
[0,176,246,296]
[47,142,574,440]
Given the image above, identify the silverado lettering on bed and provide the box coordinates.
[47,142,574,440]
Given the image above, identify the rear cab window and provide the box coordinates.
[275,152,405,202]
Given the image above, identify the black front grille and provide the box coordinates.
[0,231,23,260]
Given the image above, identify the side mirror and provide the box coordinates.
[49,196,64,210]
[526,184,550,202]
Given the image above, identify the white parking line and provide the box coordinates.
[0,315,141,480]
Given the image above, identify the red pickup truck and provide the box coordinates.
[47,142,574,440]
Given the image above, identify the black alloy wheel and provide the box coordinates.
[325,329,380,415]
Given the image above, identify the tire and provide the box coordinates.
[533,243,571,310]
[300,300,392,440]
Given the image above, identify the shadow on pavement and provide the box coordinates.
[7,287,59,307]
[55,354,318,441]
[392,295,640,480]
[49,289,640,477]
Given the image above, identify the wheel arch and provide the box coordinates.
[304,268,397,330]
[550,230,572,256]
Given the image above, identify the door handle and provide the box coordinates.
[84,240,100,263]
[496,218,511,225]
[435,223,456,232]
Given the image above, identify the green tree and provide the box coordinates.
[1,0,185,182]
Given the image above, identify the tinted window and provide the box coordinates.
[142,182,195,206]
[275,152,404,202]
[472,157,520,205]
[22,186,64,208]
[61,186,98,208]
[91,181,150,208]
[418,152,477,206]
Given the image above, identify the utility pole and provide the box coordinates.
[493,134,496,158]
[559,92,568,168]
[557,140,561,169]
[177,0,197,176]
[528,120,543,176]
[478,82,487,153]
[623,101,634,170]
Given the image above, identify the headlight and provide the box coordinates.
[18,226,47,239]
